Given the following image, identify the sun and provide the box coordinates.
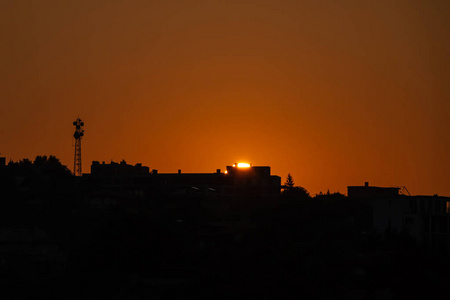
[236,162,251,168]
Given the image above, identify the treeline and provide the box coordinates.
[281,173,345,201]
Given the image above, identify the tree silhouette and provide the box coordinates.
[34,155,47,167]
[285,173,294,189]
[282,174,310,200]
[19,158,32,166]
[6,155,72,179]
[314,191,346,202]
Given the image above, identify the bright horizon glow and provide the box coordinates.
[237,163,251,168]
[1,1,449,197]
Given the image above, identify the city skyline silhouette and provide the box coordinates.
[2,1,450,297]
[1,152,450,298]
[1,1,449,197]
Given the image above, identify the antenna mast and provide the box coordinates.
[73,118,85,176]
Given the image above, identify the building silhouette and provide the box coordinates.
[348,182,450,255]
[87,160,281,199]
[348,181,400,198]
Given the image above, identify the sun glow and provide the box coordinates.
[237,162,251,168]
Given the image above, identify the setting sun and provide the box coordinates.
[0,0,448,197]
[237,163,251,168]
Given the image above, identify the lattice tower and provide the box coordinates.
[73,118,84,176]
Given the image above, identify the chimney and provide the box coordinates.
[365,182,369,187]
[216,169,221,174]
[178,169,181,174]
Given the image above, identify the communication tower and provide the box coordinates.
[73,118,85,176]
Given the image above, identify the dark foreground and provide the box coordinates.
[1,193,450,300]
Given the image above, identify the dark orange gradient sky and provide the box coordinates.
[1,0,449,196]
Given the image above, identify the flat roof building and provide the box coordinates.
[348,182,450,254]
[347,182,400,198]
[88,161,281,199]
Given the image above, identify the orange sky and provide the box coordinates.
[1,0,449,196]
